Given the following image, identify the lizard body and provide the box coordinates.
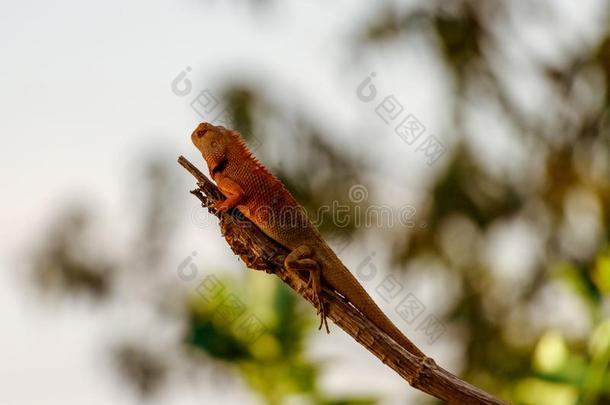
[191,122,424,358]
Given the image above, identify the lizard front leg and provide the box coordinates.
[284,245,329,333]
[212,175,250,216]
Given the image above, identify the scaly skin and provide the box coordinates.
[191,122,424,358]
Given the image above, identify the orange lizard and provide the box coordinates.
[191,122,424,358]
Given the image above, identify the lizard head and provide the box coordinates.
[191,122,232,176]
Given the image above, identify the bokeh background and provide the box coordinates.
[1,0,610,404]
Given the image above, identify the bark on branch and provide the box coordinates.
[178,155,510,405]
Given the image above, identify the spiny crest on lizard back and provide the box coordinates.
[224,127,300,202]
[225,128,271,173]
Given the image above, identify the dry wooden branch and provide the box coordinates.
[178,155,510,405]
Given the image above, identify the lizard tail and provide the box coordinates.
[319,247,425,358]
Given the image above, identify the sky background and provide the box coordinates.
[1,0,607,404]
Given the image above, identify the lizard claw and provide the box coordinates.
[212,201,230,213]
[284,245,330,334]
[317,300,330,333]
[310,280,329,333]
[306,275,314,290]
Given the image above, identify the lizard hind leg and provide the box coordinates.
[284,245,330,333]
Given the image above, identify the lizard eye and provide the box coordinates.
[196,129,208,138]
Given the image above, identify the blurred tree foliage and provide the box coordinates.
[28,1,610,404]
[355,1,610,404]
